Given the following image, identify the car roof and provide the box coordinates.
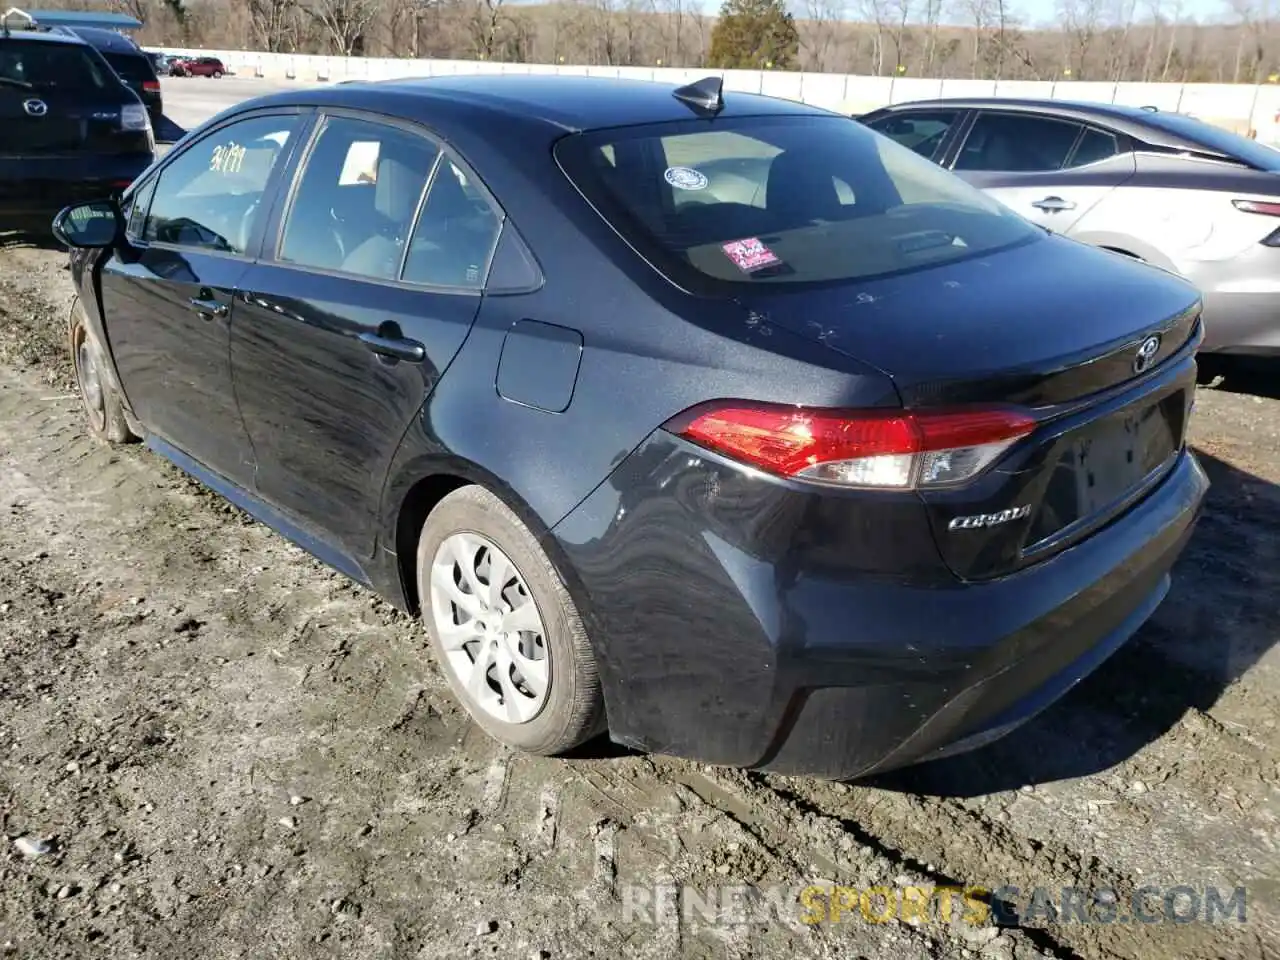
[247,74,833,135]
[0,26,90,45]
[867,96,1221,152]
[61,25,143,54]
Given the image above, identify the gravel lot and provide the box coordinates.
[1,78,1278,960]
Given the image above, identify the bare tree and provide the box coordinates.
[1056,0,1106,78]
[800,0,846,71]
[307,0,379,54]
[248,0,300,51]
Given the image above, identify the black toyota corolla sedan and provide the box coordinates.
[52,74,1208,780]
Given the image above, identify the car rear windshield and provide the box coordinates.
[102,51,156,83]
[555,114,1041,289]
[0,39,110,91]
[1146,112,1280,172]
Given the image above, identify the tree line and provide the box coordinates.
[42,0,1280,83]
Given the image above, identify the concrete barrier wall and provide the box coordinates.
[162,48,1280,141]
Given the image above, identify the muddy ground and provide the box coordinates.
[0,240,1277,960]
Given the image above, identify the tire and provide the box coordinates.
[416,485,604,755]
[212,71,222,79]
[69,297,138,445]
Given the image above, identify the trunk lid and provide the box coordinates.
[738,234,1203,580]
[0,84,145,156]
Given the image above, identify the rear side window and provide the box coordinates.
[1068,128,1119,167]
[402,158,503,289]
[555,115,1039,288]
[102,51,156,83]
[954,113,1084,172]
[0,40,109,91]
[865,110,960,160]
[278,116,440,280]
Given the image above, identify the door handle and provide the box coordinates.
[188,296,228,319]
[358,331,425,363]
[1031,196,1076,213]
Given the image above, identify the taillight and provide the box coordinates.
[143,80,160,92]
[666,401,1036,489]
[1232,199,1280,217]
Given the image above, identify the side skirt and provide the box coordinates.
[145,435,373,589]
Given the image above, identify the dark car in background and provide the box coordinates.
[51,75,1206,780]
[58,25,163,124]
[859,98,1280,356]
[0,26,155,234]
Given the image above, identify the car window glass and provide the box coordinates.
[126,179,156,239]
[402,157,503,288]
[144,115,297,255]
[279,116,439,280]
[954,113,1084,172]
[1069,128,1119,167]
[866,111,959,160]
[0,39,109,90]
[555,114,1040,288]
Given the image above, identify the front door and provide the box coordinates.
[232,113,503,561]
[948,111,1137,234]
[101,111,305,486]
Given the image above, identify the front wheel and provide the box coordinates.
[70,298,138,445]
[416,485,604,755]
[211,70,222,79]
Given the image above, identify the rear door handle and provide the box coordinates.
[188,295,228,319]
[1031,196,1076,213]
[358,331,425,363]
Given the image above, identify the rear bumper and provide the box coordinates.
[0,153,153,225]
[1181,247,1280,355]
[553,436,1208,780]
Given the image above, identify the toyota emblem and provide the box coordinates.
[1133,334,1162,374]
[22,99,48,117]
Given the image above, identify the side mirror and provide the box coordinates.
[51,201,124,249]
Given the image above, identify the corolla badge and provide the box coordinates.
[22,99,48,117]
[948,504,1032,531]
[1132,334,1162,374]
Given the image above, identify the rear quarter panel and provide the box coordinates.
[1068,156,1280,271]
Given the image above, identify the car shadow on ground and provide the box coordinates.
[155,114,187,145]
[0,231,64,254]
[861,448,1278,798]
[1198,355,1280,401]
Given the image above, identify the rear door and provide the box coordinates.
[948,110,1137,233]
[101,109,307,487]
[231,111,502,563]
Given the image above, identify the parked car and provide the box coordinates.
[859,98,1280,357]
[51,75,1207,779]
[145,50,177,76]
[59,26,163,125]
[170,55,225,78]
[0,24,155,234]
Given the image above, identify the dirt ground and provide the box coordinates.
[0,240,1278,960]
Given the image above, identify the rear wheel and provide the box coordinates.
[416,485,604,755]
[212,70,223,79]
[70,298,138,445]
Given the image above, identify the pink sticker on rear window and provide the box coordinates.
[722,237,781,273]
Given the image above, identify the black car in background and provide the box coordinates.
[52,76,1207,779]
[59,25,163,124]
[0,26,155,234]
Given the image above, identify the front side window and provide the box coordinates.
[556,114,1039,289]
[866,110,960,160]
[278,115,440,280]
[144,114,298,254]
[954,113,1084,172]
